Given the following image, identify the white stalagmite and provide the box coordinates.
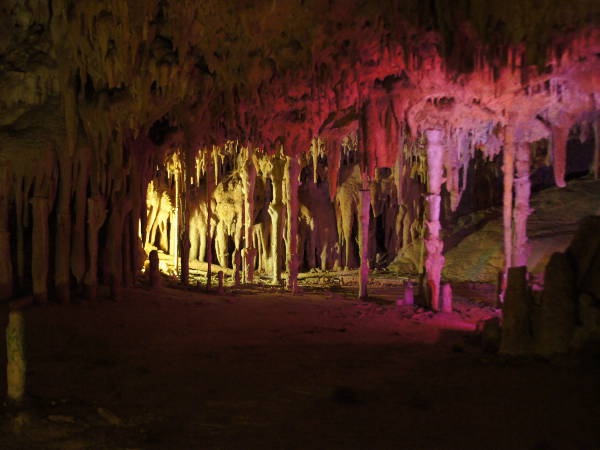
[358,184,371,299]
[424,129,445,311]
[501,127,516,299]
[31,196,50,303]
[285,155,300,293]
[512,141,531,267]
[6,309,26,405]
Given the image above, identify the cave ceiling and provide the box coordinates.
[0,0,599,164]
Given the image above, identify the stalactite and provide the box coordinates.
[285,155,301,293]
[424,129,445,312]
[512,141,531,267]
[327,138,341,201]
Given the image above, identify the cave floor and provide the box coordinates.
[1,285,599,450]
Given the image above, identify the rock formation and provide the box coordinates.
[0,0,598,328]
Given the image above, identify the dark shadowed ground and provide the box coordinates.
[1,284,599,450]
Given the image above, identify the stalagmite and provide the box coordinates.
[234,249,242,286]
[358,184,371,299]
[241,148,257,283]
[268,151,286,284]
[148,250,161,288]
[218,270,224,295]
[0,165,12,301]
[31,197,50,304]
[285,155,301,293]
[501,128,516,300]
[403,281,414,306]
[441,283,453,313]
[424,129,445,311]
[6,309,26,405]
[512,142,531,267]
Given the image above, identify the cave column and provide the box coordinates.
[180,150,192,286]
[170,171,180,269]
[512,141,531,267]
[358,180,371,299]
[0,165,13,300]
[31,196,50,303]
[285,155,300,293]
[55,153,73,303]
[424,129,445,311]
[241,148,257,283]
[501,127,516,300]
[84,196,107,300]
[268,152,286,284]
[206,149,214,289]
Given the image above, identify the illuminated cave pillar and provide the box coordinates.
[0,165,12,301]
[241,148,257,283]
[180,153,192,286]
[170,173,180,269]
[285,155,300,293]
[512,141,531,267]
[424,129,445,312]
[268,151,286,284]
[206,151,214,289]
[31,196,50,303]
[501,127,516,299]
[358,184,371,299]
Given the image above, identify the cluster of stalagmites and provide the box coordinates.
[501,216,600,356]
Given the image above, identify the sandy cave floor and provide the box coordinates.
[1,282,599,450]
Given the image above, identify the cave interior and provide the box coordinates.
[1,0,600,448]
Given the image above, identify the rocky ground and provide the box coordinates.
[443,177,600,283]
[1,283,599,449]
